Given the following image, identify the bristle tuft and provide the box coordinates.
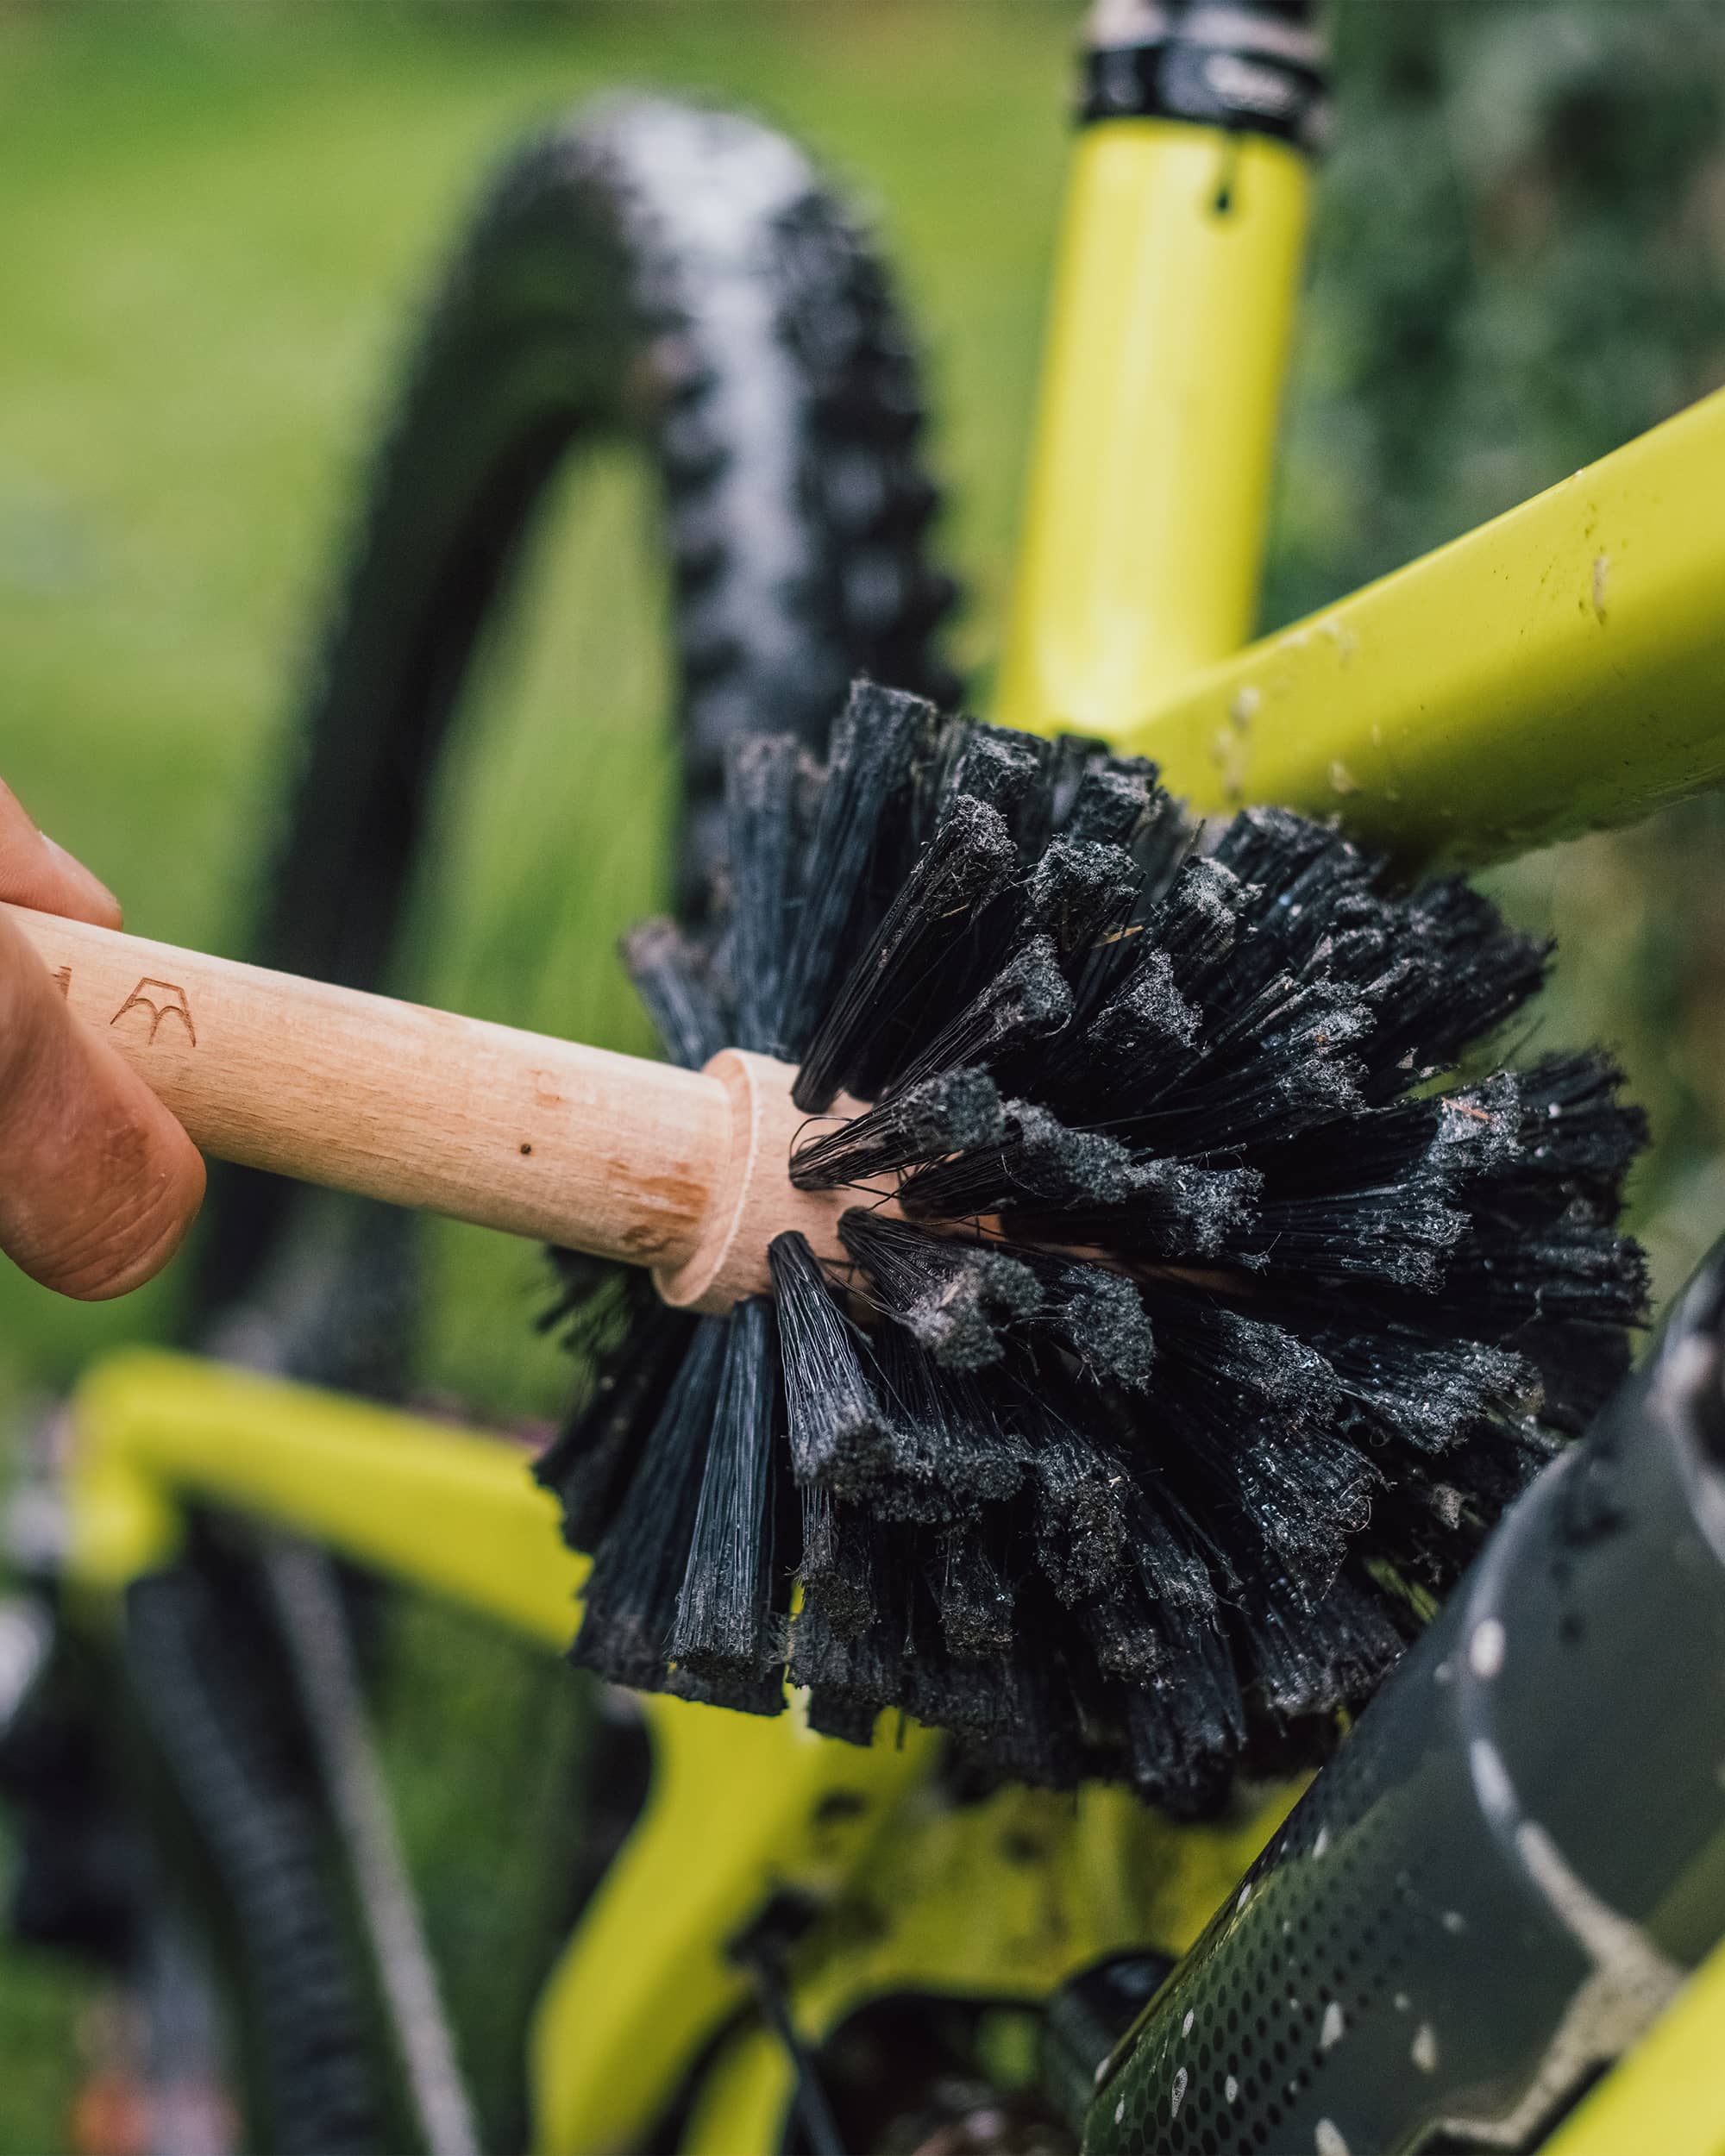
[839,1211,1041,1370]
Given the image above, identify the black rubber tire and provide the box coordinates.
[124,1559,397,2156]
[200,93,959,1326]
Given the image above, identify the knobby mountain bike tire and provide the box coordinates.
[101,97,959,2156]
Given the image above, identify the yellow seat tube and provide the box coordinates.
[994,119,1311,738]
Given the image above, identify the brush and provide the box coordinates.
[16,679,1647,1814]
[542,680,1648,1811]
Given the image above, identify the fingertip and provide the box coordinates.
[0,934,204,1299]
[59,1131,205,1300]
[38,835,123,930]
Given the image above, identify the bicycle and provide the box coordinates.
[6,6,1725,2153]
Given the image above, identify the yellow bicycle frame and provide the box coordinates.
[52,96,1725,2156]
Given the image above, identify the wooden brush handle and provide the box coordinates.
[7,903,731,1276]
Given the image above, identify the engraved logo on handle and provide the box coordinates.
[110,978,197,1047]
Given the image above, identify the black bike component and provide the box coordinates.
[1041,1952,1177,2134]
[125,1557,397,2156]
[740,1940,848,2156]
[787,1992,1076,2156]
[1087,1238,1725,2156]
[1079,0,1329,152]
[0,1615,143,1964]
[200,95,958,1325]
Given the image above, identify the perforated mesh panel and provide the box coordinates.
[1086,1266,1725,2156]
[1097,1676,1460,2156]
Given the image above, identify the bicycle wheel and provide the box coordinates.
[96,95,956,2154]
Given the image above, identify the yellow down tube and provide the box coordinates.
[1121,383,1725,864]
[994,118,1311,736]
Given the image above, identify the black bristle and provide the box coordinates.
[1063,753,1160,849]
[1296,1316,1540,1456]
[535,1290,697,1551]
[769,1231,893,1492]
[1016,1252,1156,1390]
[792,793,1019,1108]
[622,920,726,1071]
[1123,1662,1241,1821]
[1025,945,1200,1118]
[888,934,1075,1096]
[839,1212,1041,1371]
[799,1492,881,1638]
[788,1544,905,1728]
[899,1099,1143,1217]
[1357,875,1551,1090]
[724,734,805,1055]
[868,1316,1029,1508]
[782,680,939,1091]
[1520,1318,1635,1437]
[944,721,1044,824]
[1026,837,1141,955]
[1006,1157,1261,1267]
[569,1318,727,1692]
[1021,1396,1134,1604]
[932,1521,1016,1658]
[543,681,1649,1814]
[1497,1051,1648,1213]
[792,1068,1005,1191]
[667,1297,787,1713]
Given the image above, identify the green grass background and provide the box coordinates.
[2,1,1723,2147]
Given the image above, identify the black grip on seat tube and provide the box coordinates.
[1086,1239,1725,2156]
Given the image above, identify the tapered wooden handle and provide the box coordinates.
[7,903,731,1274]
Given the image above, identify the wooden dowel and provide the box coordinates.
[8,904,731,1273]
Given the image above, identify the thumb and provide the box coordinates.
[0,905,205,1300]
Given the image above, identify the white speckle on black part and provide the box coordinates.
[1315,2122,1351,2156]
[1470,1736,1515,1821]
[1394,1992,1411,2013]
[1226,2076,1240,2104]
[1433,1658,1453,1686]
[1114,2097,1125,2126]
[1469,1617,1506,1678]
[1413,2022,1439,2072]
[1313,1825,1330,1859]
[1515,1818,1684,2002]
[1171,2066,1188,2118]
[1237,1883,1252,1913]
[1182,2009,1195,2037]
[1320,2001,1346,2050]
[1442,1910,1467,1934]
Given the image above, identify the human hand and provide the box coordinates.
[0,783,204,1297]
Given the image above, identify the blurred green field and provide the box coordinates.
[2,2,1723,2147]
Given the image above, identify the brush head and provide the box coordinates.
[537,680,1648,1814]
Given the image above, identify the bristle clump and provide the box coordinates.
[550,680,1649,1814]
